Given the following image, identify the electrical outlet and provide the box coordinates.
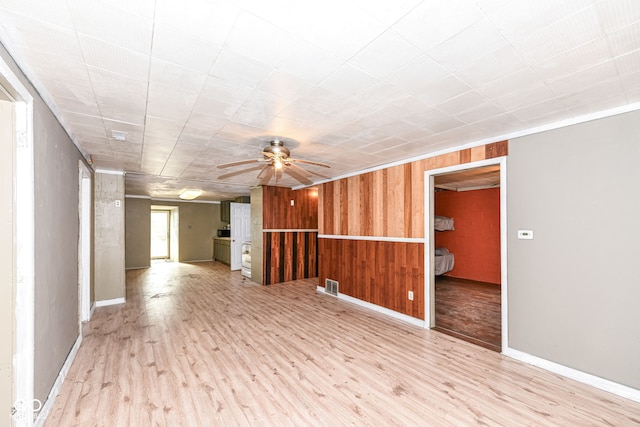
[408,290,414,301]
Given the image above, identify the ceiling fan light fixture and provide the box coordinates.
[179,189,202,200]
[273,157,284,170]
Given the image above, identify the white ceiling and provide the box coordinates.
[0,0,638,201]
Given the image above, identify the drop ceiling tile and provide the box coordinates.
[0,0,74,28]
[353,0,423,26]
[149,59,208,93]
[231,90,290,128]
[414,75,472,106]
[454,102,505,124]
[355,82,411,110]
[393,0,485,52]
[512,6,603,64]
[616,49,640,76]
[0,11,83,61]
[67,0,153,54]
[509,98,569,122]
[606,21,640,57]
[87,66,147,101]
[54,94,101,116]
[146,82,199,123]
[428,19,510,72]
[209,50,273,88]
[302,2,387,61]
[323,66,380,101]
[154,0,239,46]
[18,48,90,85]
[436,91,487,115]
[278,40,344,85]
[144,117,184,141]
[96,95,146,125]
[151,23,221,74]
[349,29,423,80]
[487,0,598,42]
[385,55,449,93]
[533,37,612,82]
[258,70,314,102]
[215,122,270,144]
[224,11,299,68]
[547,61,620,97]
[557,78,627,111]
[491,84,556,111]
[477,67,543,99]
[597,0,640,33]
[79,34,149,81]
[455,46,529,87]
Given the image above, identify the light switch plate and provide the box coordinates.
[518,230,533,239]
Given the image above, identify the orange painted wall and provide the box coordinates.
[435,188,501,284]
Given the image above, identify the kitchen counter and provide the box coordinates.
[212,237,231,265]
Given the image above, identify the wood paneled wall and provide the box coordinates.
[264,231,317,286]
[262,186,319,285]
[319,141,508,238]
[263,186,318,230]
[317,140,507,318]
[318,238,424,319]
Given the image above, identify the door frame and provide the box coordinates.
[150,209,171,260]
[78,162,92,324]
[424,156,508,351]
[1,54,35,422]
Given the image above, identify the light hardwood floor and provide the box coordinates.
[45,262,639,426]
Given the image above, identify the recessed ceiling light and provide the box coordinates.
[179,190,202,200]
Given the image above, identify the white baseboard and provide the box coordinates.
[125,265,150,270]
[89,302,96,319]
[34,334,82,427]
[95,297,125,307]
[503,347,640,403]
[316,286,425,328]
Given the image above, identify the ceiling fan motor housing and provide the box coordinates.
[262,140,290,158]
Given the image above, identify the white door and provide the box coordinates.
[230,203,251,271]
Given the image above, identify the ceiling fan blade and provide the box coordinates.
[256,164,271,179]
[288,162,316,177]
[259,167,274,185]
[217,164,264,180]
[284,165,313,185]
[288,158,331,168]
[261,151,275,157]
[217,159,264,169]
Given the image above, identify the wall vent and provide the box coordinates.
[325,279,338,296]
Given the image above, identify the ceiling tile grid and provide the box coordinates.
[0,0,638,200]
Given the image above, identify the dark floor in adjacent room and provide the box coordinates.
[434,276,501,352]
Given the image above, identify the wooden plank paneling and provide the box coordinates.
[264,231,318,285]
[318,238,424,319]
[318,140,508,240]
[347,176,360,236]
[485,140,508,158]
[262,186,318,230]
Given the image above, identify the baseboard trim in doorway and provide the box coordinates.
[34,334,82,427]
[503,347,640,403]
[95,297,125,307]
[316,286,425,328]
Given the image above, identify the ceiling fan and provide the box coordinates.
[217,140,330,186]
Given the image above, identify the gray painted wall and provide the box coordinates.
[0,42,92,404]
[507,110,640,389]
[124,199,224,268]
[94,173,125,301]
[125,198,151,269]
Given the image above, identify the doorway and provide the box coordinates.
[0,60,35,424]
[425,158,508,352]
[151,210,171,260]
